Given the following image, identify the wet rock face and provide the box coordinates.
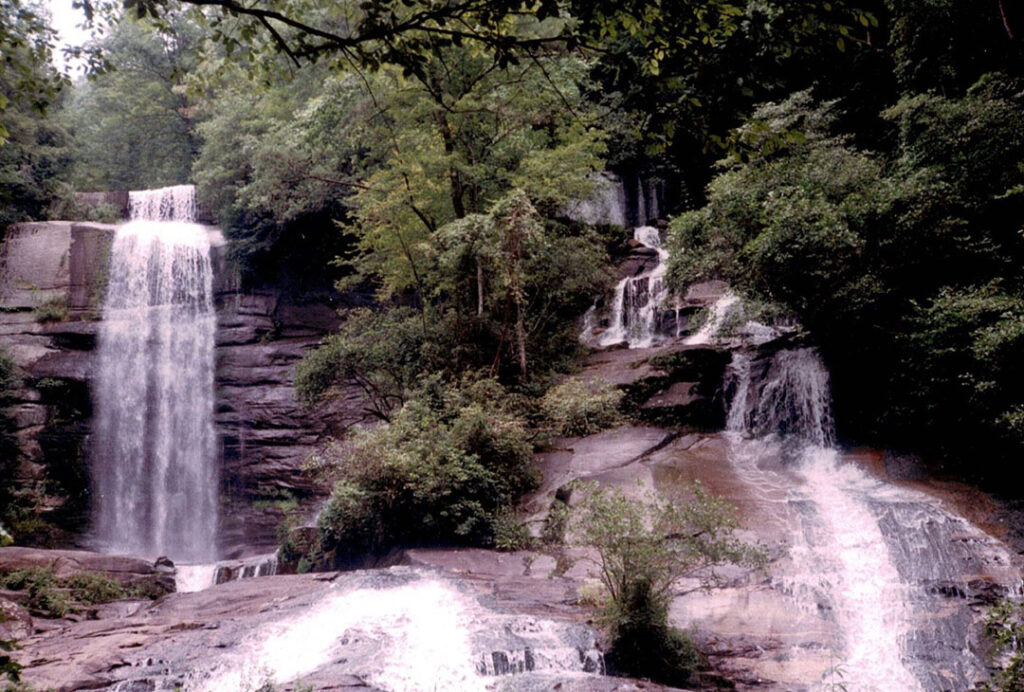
[212,289,371,556]
[9,567,639,692]
[0,223,368,555]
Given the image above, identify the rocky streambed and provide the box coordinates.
[4,223,1022,691]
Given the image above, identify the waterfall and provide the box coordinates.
[684,292,740,346]
[725,348,1014,690]
[588,225,669,348]
[92,184,218,562]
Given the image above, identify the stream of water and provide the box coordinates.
[725,347,1017,690]
[584,225,669,348]
[92,184,218,562]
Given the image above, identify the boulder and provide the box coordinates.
[0,547,175,595]
[0,596,33,641]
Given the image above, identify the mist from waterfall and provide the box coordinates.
[92,184,218,561]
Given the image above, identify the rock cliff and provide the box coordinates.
[0,221,365,555]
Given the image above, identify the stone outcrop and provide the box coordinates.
[9,564,688,692]
[0,546,175,595]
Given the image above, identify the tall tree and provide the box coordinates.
[63,15,201,190]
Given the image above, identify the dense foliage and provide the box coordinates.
[0,1,73,232]
[298,378,539,568]
[540,376,623,437]
[667,74,1024,470]
[62,16,200,191]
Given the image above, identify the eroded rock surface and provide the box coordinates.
[11,566,687,692]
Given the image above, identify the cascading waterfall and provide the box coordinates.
[588,225,669,348]
[92,184,218,562]
[725,347,1016,690]
[727,350,921,689]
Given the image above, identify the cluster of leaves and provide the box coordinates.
[667,73,1024,471]
[983,598,1024,691]
[298,190,611,401]
[0,0,73,234]
[540,376,623,437]
[61,15,202,192]
[304,377,540,568]
[570,483,766,686]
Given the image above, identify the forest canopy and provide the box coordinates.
[2,0,1023,478]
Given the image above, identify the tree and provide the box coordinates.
[0,1,74,230]
[304,378,539,568]
[0,0,64,142]
[62,14,201,190]
[666,80,1024,473]
[571,483,765,685]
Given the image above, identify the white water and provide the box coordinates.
[92,184,218,562]
[726,348,922,690]
[176,553,280,593]
[588,226,669,348]
[684,292,740,346]
[190,574,603,691]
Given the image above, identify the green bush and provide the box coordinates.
[491,508,533,552]
[64,572,127,605]
[312,378,540,567]
[571,483,765,686]
[0,568,140,617]
[540,376,623,437]
[0,568,72,617]
[983,598,1024,691]
[32,296,68,324]
[295,307,428,420]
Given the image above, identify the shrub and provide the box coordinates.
[64,572,127,605]
[32,296,68,324]
[0,568,72,617]
[491,508,533,552]
[983,598,1024,691]
[0,568,140,617]
[541,376,623,437]
[313,378,540,567]
[571,483,765,686]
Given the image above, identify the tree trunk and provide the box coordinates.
[476,258,484,317]
[998,0,1015,39]
[514,292,527,378]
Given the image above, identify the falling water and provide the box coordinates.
[92,184,218,561]
[589,226,669,348]
[684,292,740,346]
[725,348,1015,690]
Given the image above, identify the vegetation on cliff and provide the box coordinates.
[666,75,1024,473]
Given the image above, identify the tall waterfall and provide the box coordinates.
[725,348,1014,690]
[92,184,218,561]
